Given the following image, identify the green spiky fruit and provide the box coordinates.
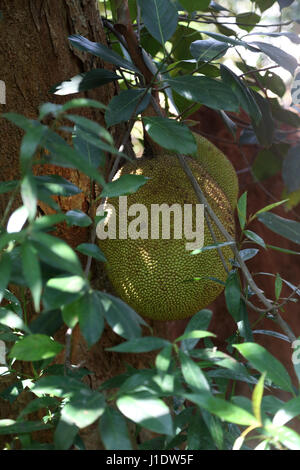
[98,152,237,321]
[191,133,239,209]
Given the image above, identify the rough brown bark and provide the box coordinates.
[0,0,166,449]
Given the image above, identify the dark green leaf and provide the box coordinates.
[69,35,140,73]
[179,349,210,391]
[181,309,212,352]
[282,145,300,192]
[31,232,83,275]
[0,420,52,435]
[107,336,170,353]
[237,192,247,230]
[54,418,78,450]
[0,253,11,303]
[257,212,300,245]
[100,292,146,339]
[138,0,178,44]
[51,69,120,95]
[190,38,228,62]
[65,210,92,227]
[166,75,239,112]
[35,175,81,196]
[220,65,262,124]
[99,407,132,450]
[33,375,88,398]
[105,89,151,127]
[143,116,197,153]
[76,243,107,262]
[21,241,42,312]
[78,291,105,347]
[236,12,261,32]
[100,174,149,197]
[225,271,241,321]
[252,41,298,75]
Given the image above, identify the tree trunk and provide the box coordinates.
[0,0,166,449]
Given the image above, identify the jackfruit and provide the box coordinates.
[191,133,239,209]
[97,152,237,321]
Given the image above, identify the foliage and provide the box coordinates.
[0,0,300,451]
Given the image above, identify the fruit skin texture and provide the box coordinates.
[98,154,236,321]
[192,133,239,209]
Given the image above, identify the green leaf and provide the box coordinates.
[107,336,170,353]
[9,334,64,361]
[100,292,145,339]
[179,350,210,391]
[180,0,210,12]
[292,339,300,385]
[33,375,87,398]
[65,210,92,227]
[252,41,298,75]
[264,424,300,450]
[34,175,81,196]
[237,192,247,230]
[257,212,300,245]
[68,35,140,73]
[76,243,107,262]
[282,145,300,193]
[181,310,212,352]
[252,372,266,424]
[236,12,261,32]
[220,65,262,125]
[238,248,259,262]
[244,230,266,248]
[99,407,132,450]
[155,344,173,372]
[42,129,105,186]
[31,232,83,275]
[21,241,42,312]
[46,275,87,293]
[0,420,52,435]
[51,69,121,95]
[73,129,105,169]
[78,291,105,347]
[0,180,18,195]
[197,31,260,52]
[190,38,228,62]
[185,392,258,426]
[143,116,197,154]
[166,75,239,112]
[61,98,107,113]
[21,173,37,221]
[176,330,215,342]
[3,113,34,131]
[18,397,59,419]
[138,0,178,45]
[234,343,294,393]
[117,393,173,435]
[67,115,113,143]
[0,253,12,303]
[20,125,47,173]
[225,271,241,321]
[0,308,30,333]
[273,396,300,427]
[54,418,78,450]
[101,174,149,198]
[61,391,105,428]
[251,148,282,181]
[275,273,283,300]
[105,89,150,127]
[252,199,289,219]
[251,90,275,147]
